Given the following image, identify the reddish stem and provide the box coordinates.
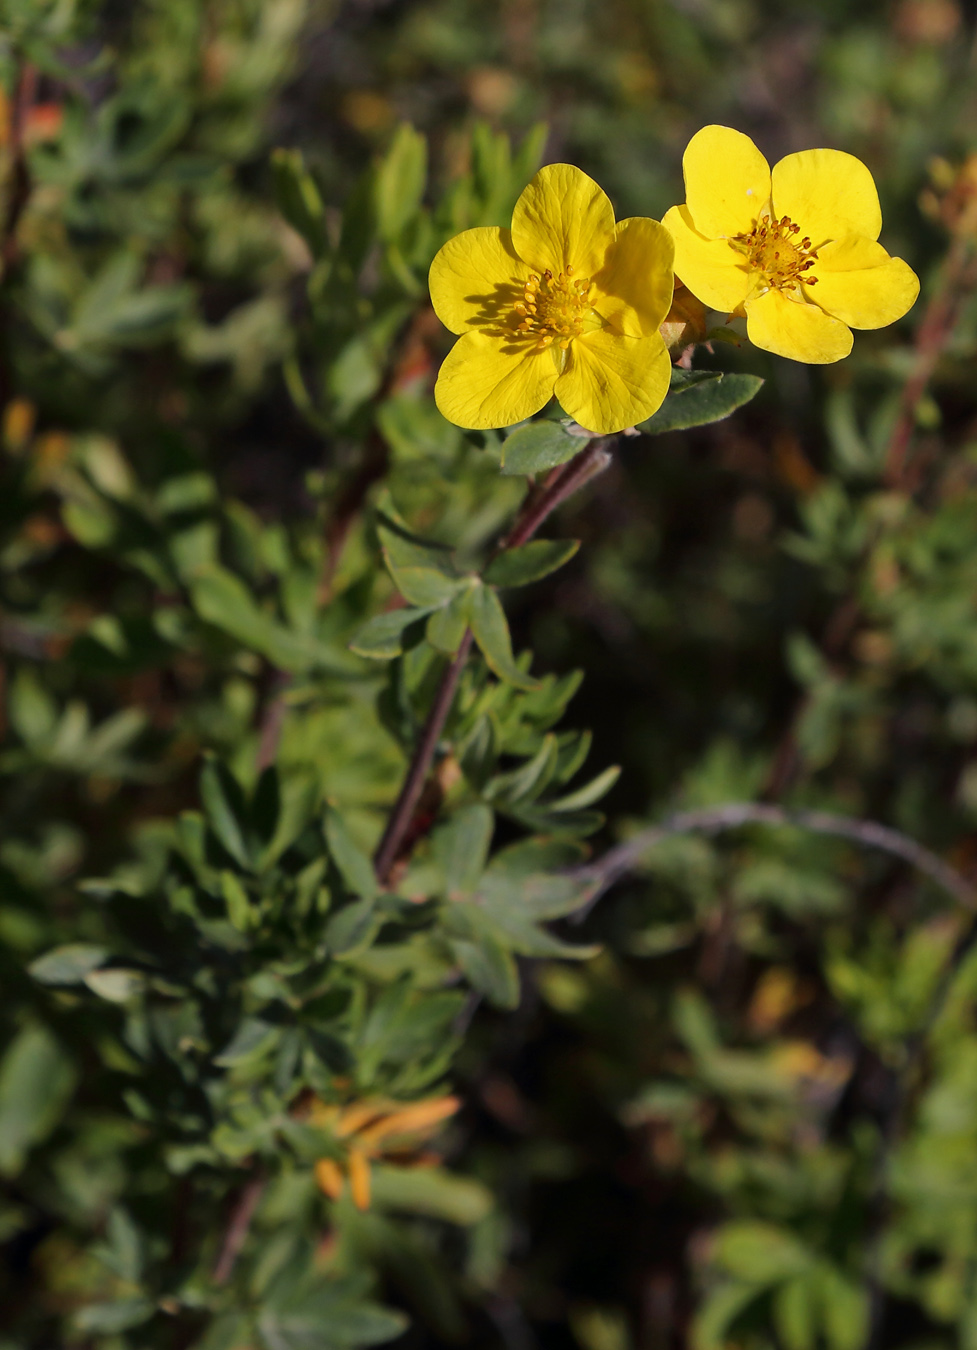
[884,231,975,489]
[372,439,612,883]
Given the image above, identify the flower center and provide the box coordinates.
[733,213,819,291]
[513,266,595,349]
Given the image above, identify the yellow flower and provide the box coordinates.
[429,164,674,435]
[663,125,920,364]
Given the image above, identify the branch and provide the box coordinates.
[373,439,613,883]
[884,229,977,489]
[212,1174,265,1285]
[569,802,975,916]
[569,800,977,1344]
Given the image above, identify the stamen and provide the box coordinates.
[510,264,593,350]
[732,211,820,293]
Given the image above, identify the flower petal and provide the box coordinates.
[592,216,675,337]
[429,227,530,336]
[511,163,617,278]
[434,330,557,429]
[811,235,920,329]
[746,288,853,364]
[556,329,671,434]
[682,125,771,239]
[771,150,882,247]
[663,205,753,313]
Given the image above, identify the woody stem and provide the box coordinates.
[373,438,612,884]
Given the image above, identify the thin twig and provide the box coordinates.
[212,1174,265,1285]
[571,799,977,1343]
[884,229,976,489]
[569,801,977,1343]
[569,801,975,917]
[373,439,613,883]
[501,439,613,550]
[373,628,475,883]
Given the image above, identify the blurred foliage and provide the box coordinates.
[4,2,977,1350]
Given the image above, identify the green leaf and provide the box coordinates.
[191,564,359,674]
[456,893,597,961]
[459,715,498,791]
[426,591,471,654]
[545,763,621,812]
[374,123,427,242]
[262,1289,408,1348]
[715,1221,812,1285]
[377,514,464,608]
[370,1164,493,1224]
[469,583,537,688]
[638,372,763,435]
[484,539,580,588]
[693,1282,764,1350]
[200,757,251,869]
[479,869,592,922]
[97,1208,144,1284]
[500,421,585,476]
[350,607,432,659]
[271,148,327,258]
[73,1300,154,1336]
[8,669,57,746]
[487,733,560,804]
[432,803,494,896]
[773,1276,818,1350]
[214,1019,280,1067]
[507,805,606,838]
[817,1265,869,1350]
[222,871,254,932]
[29,943,108,985]
[326,898,380,956]
[84,969,144,1002]
[451,934,519,1009]
[487,838,587,877]
[0,1024,76,1176]
[325,806,378,900]
[385,564,464,608]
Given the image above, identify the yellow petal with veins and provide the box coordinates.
[556,328,670,434]
[811,235,919,329]
[511,163,616,278]
[663,205,753,313]
[682,125,771,239]
[429,227,530,336]
[771,149,882,247]
[434,329,557,429]
[592,217,675,337]
[746,288,853,364]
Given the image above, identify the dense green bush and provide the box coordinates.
[3,2,977,1349]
